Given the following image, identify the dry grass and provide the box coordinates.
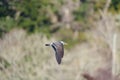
[0,28,116,80]
[114,34,120,76]
[0,29,56,80]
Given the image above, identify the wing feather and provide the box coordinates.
[53,42,64,58]
[52,44,61,64]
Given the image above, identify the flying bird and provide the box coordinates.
[45,41,67,64]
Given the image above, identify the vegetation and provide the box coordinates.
[0,0,120,41]
[0,0,62,34]
[0,0,120,80]
[110,0,120,13]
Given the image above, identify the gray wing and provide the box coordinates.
[52,42,64,64]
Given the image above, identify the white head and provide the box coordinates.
[60,41,67,45]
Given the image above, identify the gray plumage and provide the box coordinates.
[45,41,66,64]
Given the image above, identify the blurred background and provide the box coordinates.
[0,0,120,80]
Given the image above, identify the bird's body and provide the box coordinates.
[45,41,66,64]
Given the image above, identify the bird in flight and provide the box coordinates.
[45,41,67,64]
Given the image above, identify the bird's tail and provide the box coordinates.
[45,44,50,46]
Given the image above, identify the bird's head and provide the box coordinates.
[60,41,67,45]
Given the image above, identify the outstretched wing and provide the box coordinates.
[52,42,64,64]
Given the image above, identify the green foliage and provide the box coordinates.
[73,3,88,22]
[94,0,106,11]
[73,2,91,32]
[13,0,53,33]
[93,0,120,13]
[0,0,62,36]
[0,17,16,37]
[109,0,120,13]
[0,0,15,17]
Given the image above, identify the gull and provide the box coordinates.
[45,41,67,64]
